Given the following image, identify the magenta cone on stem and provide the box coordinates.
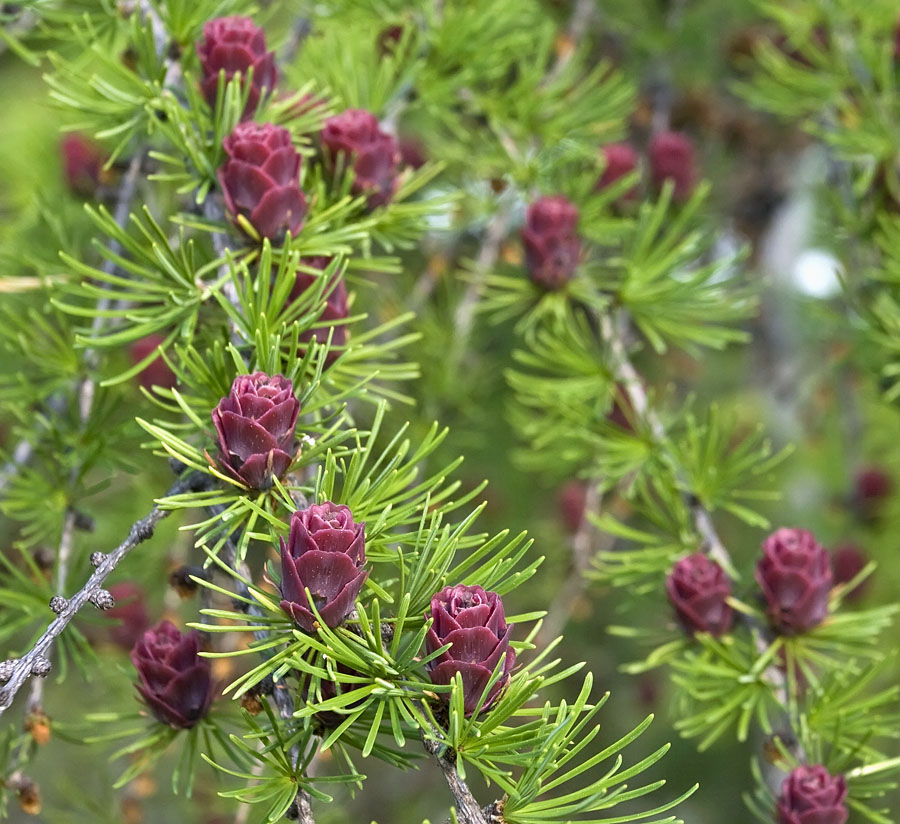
[321,109,400,208]
[776,765,848,824]
[131,620,213,729]
[649,131,696,201]
[666,553,734,637]
[212,372,299,489]
[597,143,640,199]
[196,16,277,118]
[557,481,587,534]
[756,528,832,634]
[60,134,107,196]
[854,466,891,506]
[130,334,176,390]
[425,585,515,716]
[289,258,350,362]
[279,503,368,632]
[219,122,307,240]
[105,582,150,651]
[831,543,869,602]
[522,196,581,289]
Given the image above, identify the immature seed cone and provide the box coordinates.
[756,528,832,634]
[425,585,515,716]
[196,16,277,118]
[597,142,640,199]
[831,543,869,603]
[853,466,891,521]
[60,134,108,197]
[648,130,696,201]
[219,122,307,240]
[776,765,848,824]
[557,481,588,534]
[521,196,581,289]
[279,503,368,632]
[321,109,400,208]
[131,620,213,729]
[290,258,350,362]
[666,553,734,637]
[212,372,300,489]
[105,582,150,651]
[130,334,177,390]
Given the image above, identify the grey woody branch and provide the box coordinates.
[423,735,493,824]
[598,309,735,572]
[0,471,212,715]
[211,521,316,822]
[598,309,798,732]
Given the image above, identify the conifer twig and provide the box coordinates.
[215,528,315,822]
[0,471,211,715]
[598,310,734,570]
[536,484,614,648]
[598,309,799,735]
[449,208,510,359]
[0,439,34,494]
[422,736,490,824]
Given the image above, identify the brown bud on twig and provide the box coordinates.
[30,657,51,678]
[168,565,209,598]
[91,589,115,610]
[49,596,68,614]
[241,692,264,715]
[73,510,95,532]
[8,773,41,815]
[31,547,54,573]
[24,710,51,746]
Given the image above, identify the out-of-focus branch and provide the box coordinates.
[214,526,315,822]
[598,310,734,571]
[536,484,614,648]
[446,208,511,361]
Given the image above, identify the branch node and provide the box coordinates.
[91,589,115,610]
[133,521,155,541]
[48,596,68,614]
[89,551,105,567]
[0,660,15,681]
[30,658,51,678]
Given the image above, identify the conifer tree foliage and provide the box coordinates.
[438,0,900,822]
[0,1,698,822]
[1,0,900,822]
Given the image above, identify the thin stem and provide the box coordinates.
[536,484,614,648]
[422,736,490,824]
[598,308,799,746]
[216,527,315,823]
[598,310,734,570]
[0,471,211,715]
[447,207,510,362]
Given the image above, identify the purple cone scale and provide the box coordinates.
[212,372,300,489]
[219,122,307,240]
[756,528,833,635]
[196,16,277,118]
[279,503,368,632]
[131,620,213,729]
[290,258,350,362]
[522,196,581,289]
[776,765,848,824]
[649,131,696,201]
[321,109,400,208]
[666,553,734,637]
[425,585,515,716]
[597,143,640,199]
